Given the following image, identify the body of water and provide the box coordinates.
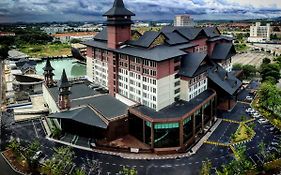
[36,58,86,80]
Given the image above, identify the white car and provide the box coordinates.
[270,127,276,131]
[246,96,253,101]
[258,119,268,124]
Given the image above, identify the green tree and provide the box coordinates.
[260,63,281,84]
[42,146,75,175]
[72,168,86,175]
[262,58,271,64]
[0,45,9,60]
[258,83,281,114]
[242,65,257,79]
[23,139,41,168]
[7,138,21,157]
[120,166,137,175]
[233,63,243,70]
[258,141,266,157]
[200,159,212,175]
[70,39,82,44]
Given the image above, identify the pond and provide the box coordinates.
[36,58,86,80]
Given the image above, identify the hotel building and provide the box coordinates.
[44,0,242,153]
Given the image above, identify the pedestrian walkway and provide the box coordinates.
[0,153,22,175]
[191,118,222,153]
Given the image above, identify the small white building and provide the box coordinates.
[248,22,271,43]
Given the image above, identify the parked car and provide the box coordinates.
[270,127,276,131]
[258,119,269,124]
[271,142,279,146]
[246,96,253,101]
[32,151,43,160]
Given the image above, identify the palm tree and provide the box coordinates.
[200,159,212,175]
[8,138,21,158]
[72,168,86,175]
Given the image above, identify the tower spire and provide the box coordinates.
[103,0,135,49]
[42,59,55,87]
[58,69,71,110]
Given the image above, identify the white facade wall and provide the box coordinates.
[118,68,178,111]
[93,59,108,88]
[42,84,60,113]
[248,22,271,43]
[86,56,94,82]
[180,75,208,102]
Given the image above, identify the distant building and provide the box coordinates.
[248,22,271,43]
[174,15,195,27]
[133,22,150,27]
[52,32,97,43]
[0,32,16,37]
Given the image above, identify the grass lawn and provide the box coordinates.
[231,123,254,143]
[235,43,249,52]
[19,43,71,58]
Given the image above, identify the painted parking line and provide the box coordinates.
[32,120,39,138]
[249,156,257,166]
[255,154,264,164]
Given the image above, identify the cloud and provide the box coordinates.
[0,0,280,23]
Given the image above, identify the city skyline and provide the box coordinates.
[0,0,281,23]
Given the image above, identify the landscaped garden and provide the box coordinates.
[231,123,255,143]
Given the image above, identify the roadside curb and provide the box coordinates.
[0,151,25,175]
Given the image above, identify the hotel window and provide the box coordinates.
[143,92,148,98]
[152,96,156,101]
[152,88,156,93]
[136,67,141,72]
[143,84,147,90]
[175,81,180,86]
[152,104,156,110]
[152,79,156,85]
[174,65,180,71]
[175,74,180,79]
[136,58,141,64]
[175,88,180,94]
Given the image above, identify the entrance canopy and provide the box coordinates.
[48,106,107,129]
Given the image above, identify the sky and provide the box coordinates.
[0,0,281,23]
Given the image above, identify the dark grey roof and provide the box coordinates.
[20,63,35,72]
[103,0,135,16]
[14,74,43,83]
[48,106,107,129]
[83,40,187,62]
[208,36,233,42]
[207,63,242,95]
[176,27,202,40]
[203,27,220,38]
[59,69,71,89]
[15,59,36,68]
[72,95,128,120]
[132,89,215,120]
[211,43,236,60]
[178,53,209,77]
[161,26,221,40]
[127,31,161,48]
[94,28,108,41]
[48,83,100,102]
[165,32,189,45]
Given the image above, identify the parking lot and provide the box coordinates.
[232,51,274,67]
